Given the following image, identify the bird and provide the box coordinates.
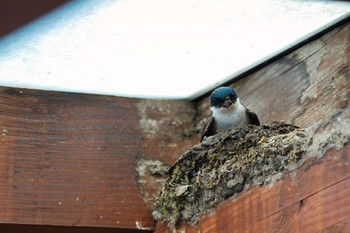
[201,86,260,142]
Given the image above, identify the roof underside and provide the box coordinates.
[0,0,349,99]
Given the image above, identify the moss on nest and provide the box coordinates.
[152,122,311,228]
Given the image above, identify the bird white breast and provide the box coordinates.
[210,98,247,131]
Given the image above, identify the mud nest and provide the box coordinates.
[152,122,311,227]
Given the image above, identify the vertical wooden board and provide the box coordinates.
[134,99,198,209]
[136,99,198,163]
[0,87,198,230]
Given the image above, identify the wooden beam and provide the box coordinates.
[0,88,198,231]
[0,0,70,37]
[155,138,350,233]
[156,19,350,233]
[196,20,350,130]
[200,146,350,233]
[1,10,349,233]
[0,223,151,233]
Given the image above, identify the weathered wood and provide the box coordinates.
[155,19,350,233]
[0,0,69,37]
[155,145,350,233]
[0,88,197,231]
[196,21,350,130]
[0,223,151,233]
[1,10,349,233]
[317,220,350,233]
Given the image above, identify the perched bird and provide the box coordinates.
[201,86,260,142]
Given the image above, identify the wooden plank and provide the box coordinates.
[0,88,197,230]
[155,20,350,233]
[1,10,349,233]
[247,177,350,233]
[0,0,69,37]
[155,145,350,233]
[316,219,350,233]
[196,21,350,129]
[0,223,151,233]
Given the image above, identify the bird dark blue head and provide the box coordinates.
[210,86,238,108]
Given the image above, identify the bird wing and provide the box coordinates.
[246,109,260,126]
[201,117,216,142]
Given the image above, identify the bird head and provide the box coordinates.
[209,86,238,110]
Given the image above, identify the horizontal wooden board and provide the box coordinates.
[196,21,350,130]
[156,19,350,233]
[0,0,69,37]
[0,223,151,233]
[155,145,350,233]
[0,10,349,233]
[0,88,198,231]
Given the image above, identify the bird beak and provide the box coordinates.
[223,97,233,108]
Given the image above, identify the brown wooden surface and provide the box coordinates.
[155,20,350,233]
[196,20,350,130]
[0,89,198,231]
[155,143,350,233]
[0,11,349,233]
[0,223,151,233]
[0,0,70,38]
[204,146,350,233]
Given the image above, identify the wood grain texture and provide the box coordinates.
[155,145,350,233]
[1,12,349,233]
[156,20,350,233]
[317,220,350,233]
[0,223,151,233]
[0,88,197,231]
[0,0,69,37]
[196,21,350,129]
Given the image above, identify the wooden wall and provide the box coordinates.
[155,19,350,233]
[0,12,349,233]
[0,89,198,232]
[0,0,69,38]
[195,20,350,129]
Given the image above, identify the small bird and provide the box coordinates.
[201,86,260,142]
